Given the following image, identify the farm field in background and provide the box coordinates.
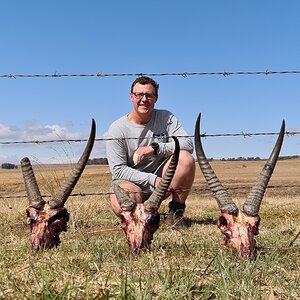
[0,159,299,299]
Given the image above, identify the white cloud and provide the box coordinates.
[0,121,93,164]
[23,123,82,141]
[0,124,20,139]
[0,122,83,142]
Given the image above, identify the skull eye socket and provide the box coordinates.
[47,208,69,225]
[145,213,160,231]
[219,215,228,227]
[48,211,63,224]
[247,220,260,236]
[225,232,231,239]
[27,218,37,230]
[29,218,37,224]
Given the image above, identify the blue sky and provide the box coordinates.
[1,1,300,164]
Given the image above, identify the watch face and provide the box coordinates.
[151,142,159,149]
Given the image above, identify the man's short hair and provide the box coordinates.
[131,76,159,95]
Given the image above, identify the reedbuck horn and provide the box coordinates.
[144,136,180,211]
[242,120,285,215]
[112,136,180,254]
[21,157,45,209]
[112,181,137,211]
[194,113,285,259]
[194,113,238,214]
[22,118,96,208]
[49,119,96,208]
[22,119,96,251]
[112,136,180,212]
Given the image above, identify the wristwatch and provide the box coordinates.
[150,142,159,155]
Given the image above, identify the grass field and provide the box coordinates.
[0,159,299,299]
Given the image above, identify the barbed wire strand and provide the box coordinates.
[1,184,300,200]
[1,131,299,145]
[2,70,300,79]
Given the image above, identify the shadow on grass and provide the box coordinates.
[160,214,217,229]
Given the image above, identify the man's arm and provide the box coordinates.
[106,126,157,188]
[157,113,194,156]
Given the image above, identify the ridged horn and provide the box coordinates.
[143,136,180,212]
[194,113,238,214]
[243,120,285,216]
[21,157,45,209]
[112,182,137,211]
[49,119,96,208]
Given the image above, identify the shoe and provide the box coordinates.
[165,209,188,229]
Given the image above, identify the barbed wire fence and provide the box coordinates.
[1,131,300,200]
[1,70,300,247]
[1,69,300,199]
[1,184,300,201]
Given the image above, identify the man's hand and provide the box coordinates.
[133,146,155,165]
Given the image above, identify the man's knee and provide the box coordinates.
[178,150,195,172]
[110,179,150,204]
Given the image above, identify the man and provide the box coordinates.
[106,76,195,228]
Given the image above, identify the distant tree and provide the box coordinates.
[88,158,108,165]
[1,163,18,169]
[278,155,299,160]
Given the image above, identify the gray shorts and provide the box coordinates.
[153,158,169,177]
[110,158,169,200]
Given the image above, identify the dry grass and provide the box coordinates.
[0,159,299,299]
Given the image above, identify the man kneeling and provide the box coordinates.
[106,76,195,229]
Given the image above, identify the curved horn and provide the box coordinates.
[112,181,137,211]
[194,113,238,214]
[243,120,285,216]
[144,136,180,212]
[49,119,96,208]
[21,157,45,209]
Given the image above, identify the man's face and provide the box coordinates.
[130,83,158,116]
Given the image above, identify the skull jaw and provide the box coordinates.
[26,205,69,251]
[218,210,260,260]
[120,204,160,254]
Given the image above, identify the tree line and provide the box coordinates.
[219,155,299,161]
[1,155,299,169]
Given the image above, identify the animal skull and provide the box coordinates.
[118,204,160,254]
[21,119,96,251]
[194,113,285,259]
[112,136,180,254]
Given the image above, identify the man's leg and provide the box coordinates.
[163,150,195,228]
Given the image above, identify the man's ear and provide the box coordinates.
[129,92,135,102]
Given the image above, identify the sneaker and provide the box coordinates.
[165,209,188,229]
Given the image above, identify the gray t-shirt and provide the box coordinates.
[106,109,193,188]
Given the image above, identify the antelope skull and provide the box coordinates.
[21,119,96,251]
[194,113,285,259]
[112,136,180,254]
